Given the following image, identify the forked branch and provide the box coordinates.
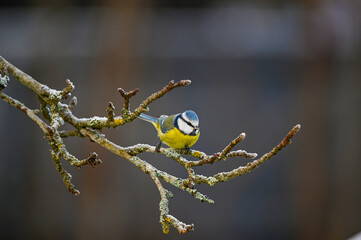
[0,56,300,234]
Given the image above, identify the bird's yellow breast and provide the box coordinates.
[154,124,200,149]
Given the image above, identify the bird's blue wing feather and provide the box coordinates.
[138,113,158,123]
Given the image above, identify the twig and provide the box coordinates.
[149,170,195,234]
[60,79,74,99]
[39,96,52,121]
[106,102,115,123]
[59,130,84,138]
[68,96,77,111]
[0,91,52,134]
[51,150,80,195]
[118,87,139,119]
[189,133,247,166]
[0,56,63,104]
[127,80,191,122]
[196,124,302,185]
[71,152,102,168]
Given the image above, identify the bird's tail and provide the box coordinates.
[138,113,158,124]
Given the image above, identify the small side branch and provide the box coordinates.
[218,133,246,159]
[68,96,77,111]
[59,130,84,138]
[106,102,115,123]
[149,171,194,234]
[207,124,301,183]
[60,79,75,99]
[51,151,80,195]
[118,87,139,118]
[190,133,247,166]
[71,152,103,168]
[0,91,52,134]
[0,56,62,104]
[127,80,191,122]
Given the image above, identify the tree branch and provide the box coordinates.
[0,56,301,234]
[0,91,52,134]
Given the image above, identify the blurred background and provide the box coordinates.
[1,0,361,239]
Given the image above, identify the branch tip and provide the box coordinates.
[181,79,191,85]
[117,87,139,98]
[60,79,74,99]
[250,153,258,158]
[68,96,77,111]
[118,87,140,116]
[130,88,140,96]
[164,215,194,234]
[71,152,102,168]
[283,124,301,144]
[107,101,115,122]
[86,152,103,167]
[108,101,114,108]
[117,87,125,96]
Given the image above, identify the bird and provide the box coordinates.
[138,110,200,151]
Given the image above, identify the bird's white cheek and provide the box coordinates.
[177,119,193,135]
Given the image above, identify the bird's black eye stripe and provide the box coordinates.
[179,115,195,128]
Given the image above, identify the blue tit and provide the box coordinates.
[138,110,200,151]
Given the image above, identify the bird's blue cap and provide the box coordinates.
[184,110,198,121]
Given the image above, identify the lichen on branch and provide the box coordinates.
[0,56,301,234]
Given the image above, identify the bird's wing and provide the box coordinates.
[138,113,158,123]
[160,114,175,133]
